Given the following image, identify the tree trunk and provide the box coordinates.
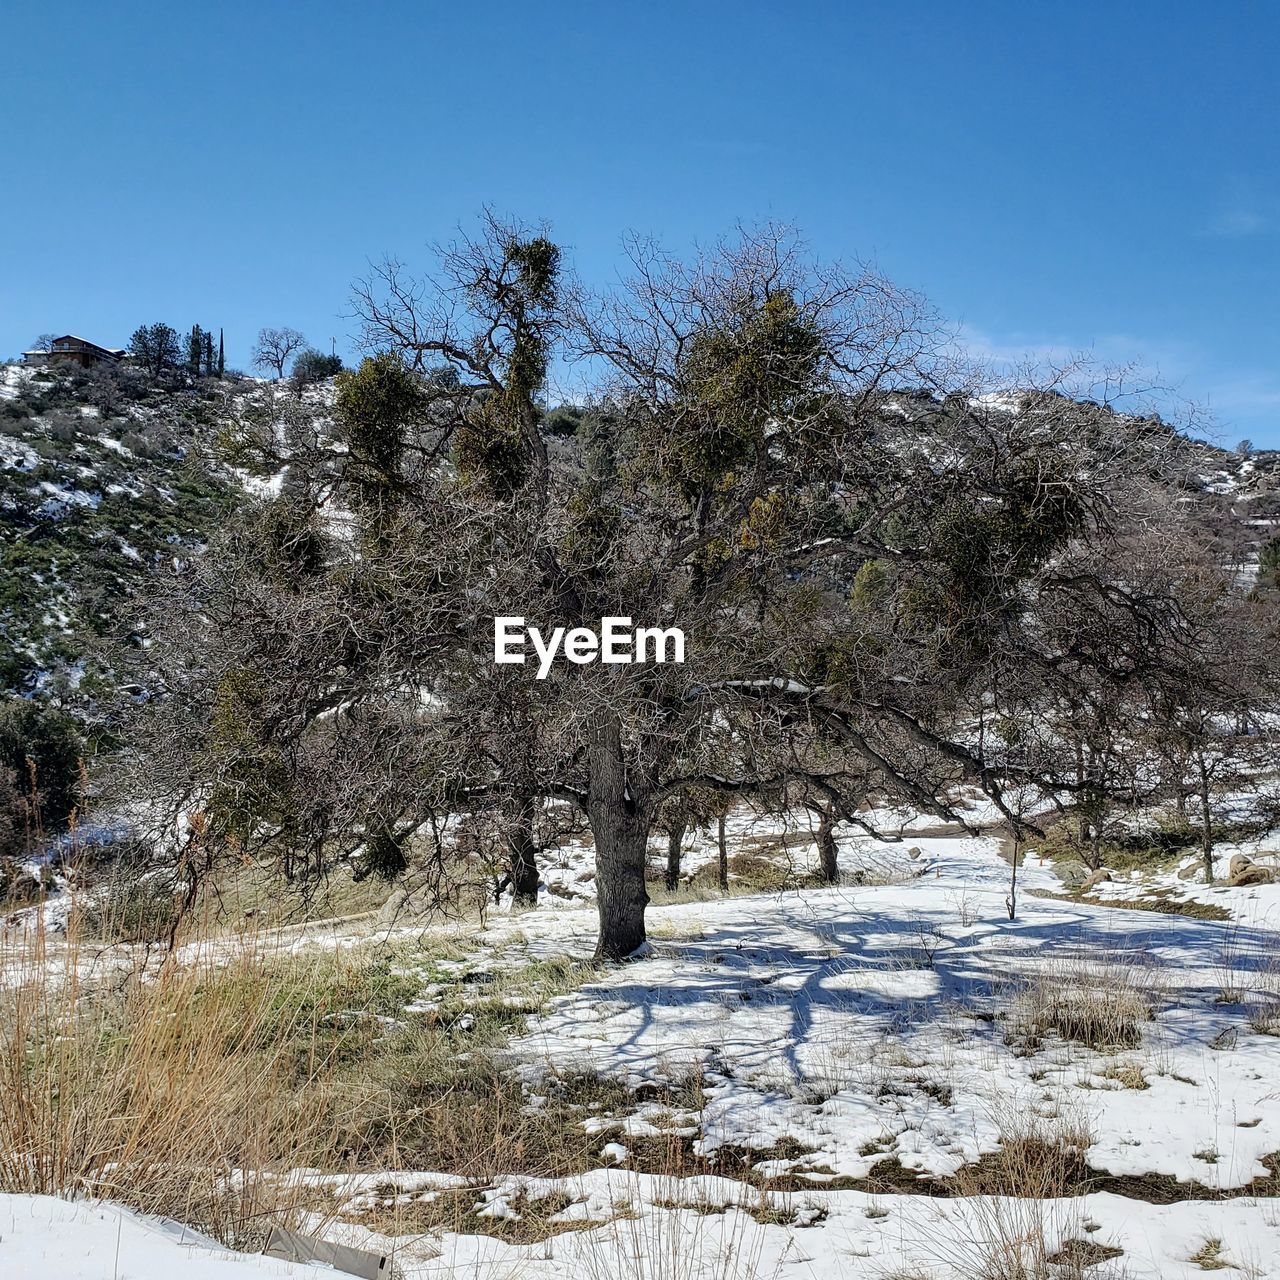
[1198,760,1214,884]
[1075,742,1087,848]
[717,812,728,890]
[1008,834,1021,920]
[816,805,839,884]
[588,718,651,960]
[508,810,539,910]
[664,820,686,891]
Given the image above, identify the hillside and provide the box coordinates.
[0,362,249,712]
[4,361,1278,721]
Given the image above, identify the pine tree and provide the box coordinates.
[130,322,181,381]
[187,325,204,376]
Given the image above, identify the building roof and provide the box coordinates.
[21,335,124,358]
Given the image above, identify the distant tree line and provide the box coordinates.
[124,322,343,387]
[129,322,224,381]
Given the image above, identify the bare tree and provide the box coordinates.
[1147,565,1277,882]
[128,216,1229,963]
[252,327,306,380]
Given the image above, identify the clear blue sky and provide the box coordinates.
[2,1,1277,443]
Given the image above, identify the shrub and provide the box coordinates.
[290,348,342,391]
[0,852,54,906]
[1259,534,1280,588]
[544,404,584,436]
[75,864,179,943]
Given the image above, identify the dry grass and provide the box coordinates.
[352,1184,594,1244]
[1006,956,1158,1053]
[1095,1059,1149,1090]
[1188,1237,1230,1270]
[574,1183,777,1280]
[1244,956,1280,1036]
[959,1101,1095,1200]
[916,1104,1129,1279]
[0,907,619,1251]
[0,916,352,1249]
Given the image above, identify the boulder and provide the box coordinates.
[1080,869,1113,893]
[1228,853,1255,879]
[1177,861,1203,882]
[1230,864,1276,888]
[1056,861,1090,889]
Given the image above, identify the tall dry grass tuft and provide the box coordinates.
[0,910,350,1250]
[1006,955,1158,1054]
[1245,952,1280,1036]
[572,1173,777,1280]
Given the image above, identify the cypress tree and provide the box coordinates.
[217,328,225,378]
[204,330,214,376]
[187,325,203,376]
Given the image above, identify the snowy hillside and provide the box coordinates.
[0,362,246,705]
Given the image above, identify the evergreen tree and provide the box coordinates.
[0,696,83,853]
[289,348,342,397]
[187,325,204,376]
[203,330,214,377]
[129,322,182,381]
[217,328,225,378]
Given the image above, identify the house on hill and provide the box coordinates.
[22,335,127,368]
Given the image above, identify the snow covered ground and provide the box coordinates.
[4,814,1280,1278]
[0,1196,331,1279]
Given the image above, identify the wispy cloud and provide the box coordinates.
[959,323,1280,444]
[1203,176,1271,239]
[957,326,1084,370]
[956,324,1187,393]
[1204,377,1280,416]
[1208,207,1267,238]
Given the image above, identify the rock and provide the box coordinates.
[1230,864,1276,887]
[1056,861,1090,889]
[1080,870,1113,893]
[906,845,923,859]
[376,888,418,928]
[1228,853,1255,879]
[376,875,443,927]
[1177,861,1203,882]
